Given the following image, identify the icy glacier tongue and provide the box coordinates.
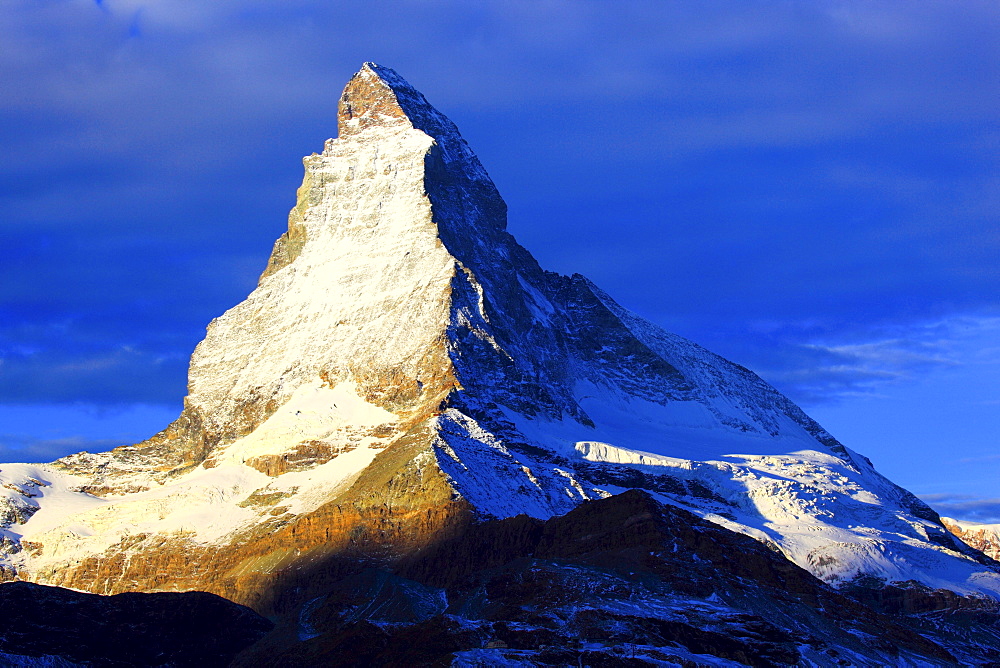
[0,62,997,611]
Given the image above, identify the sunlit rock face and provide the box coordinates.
[944,518,1000,561]
[0,63,997,618]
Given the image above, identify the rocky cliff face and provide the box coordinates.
[0,64,998,642]
[944,518,1000,561]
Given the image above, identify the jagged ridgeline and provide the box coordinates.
[2,63,1000,664]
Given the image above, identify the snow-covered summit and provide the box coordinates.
[1,64,997,606]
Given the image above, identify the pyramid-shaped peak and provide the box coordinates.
[338,62,440,138]
[335,63,497,208]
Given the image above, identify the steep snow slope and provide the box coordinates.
[0,63,995,608]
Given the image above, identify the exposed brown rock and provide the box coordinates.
[73,483,151,496]
[337,63,411,137]
[944,518,1000,561]
[259,174,311,282]
[246,440,358,477]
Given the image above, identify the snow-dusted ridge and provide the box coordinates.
[0,63,996,607]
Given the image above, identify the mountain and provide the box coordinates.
[944,518,1000,561]
[1,63,999,664]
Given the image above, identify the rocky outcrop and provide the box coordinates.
[944,517,1000,560]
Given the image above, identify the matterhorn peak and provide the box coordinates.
[3,67,999,662]
[337,62,412,136]
[335,63,496,194]
[337,62,437,137]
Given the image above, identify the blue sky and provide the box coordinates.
[2,1,998,520]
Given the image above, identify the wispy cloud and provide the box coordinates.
[920,493,1000,524]
[957,454,1000,465]
[700,315,1000,406]
[0,345,188,404]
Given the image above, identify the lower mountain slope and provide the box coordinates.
[232,490,1000,667]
